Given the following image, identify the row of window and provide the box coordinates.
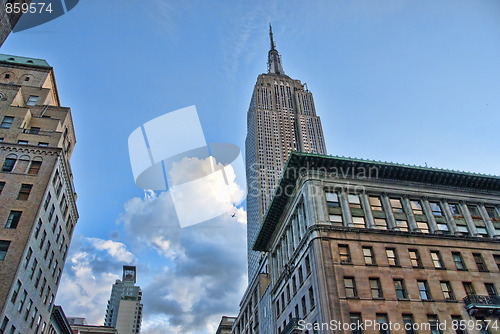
[276,286,316,334]
[276,255,312,317]
[338,244,499,272]
[326,191,500,237]
[0,139,50,147]
[1,155,41,174]
[343,275,497,301]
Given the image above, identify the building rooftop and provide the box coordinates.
[253,152,500,251]
[0,53,51,68]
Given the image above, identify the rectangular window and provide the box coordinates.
[301,296,307,317]
[451,315,467,334]
[390,198,404,213]
[27,161,41,175]
[485,207,499,221]
[28,127,40,135]
[437,222,450,233]
[449,203,462,217]
[374,218,388,230]
[418,280,432,300]
[417,221,429,234]
[411,200,423,215]
[17,140,28,145]
[376,314,390,334]
[339,245,351,264]
[2,158,16,172]
[17,290,27,312]
[48,204,55,222]
[428,315,442,334]
[29,259,38,279]
[352,216,366,228]
[17,184,32,200]
[43,193,51,210]
[6,211,22,228]
[26,95,38,106]
[363,246,376,265]
[34,268,42,288]
[484,283,497,297]
[326,192,340,207]
[408,249,422,268]
[24,247,32,268]
[403,315,416,334]
[308,287,315,308]
[467,205,482,219]
[386,248,399,266]
[348,194,362,209]
[430,251,445,269]
[430,202,443,216]
[369,196,383,211]
[0,240,10,261]
[34,219,42,238]
[0,317,8,333]
[39,278,46,297]
[473,253,488,272]
[350,313,363,334]
[39,230,46,249]
[0,116,14,129]
[24,299,32,321]
[10,280,21,303]
[453,252,466,270]
[395,219,408,232]
[369,278,383,299]
[0,181,5,194]
[326,192,343,225]
[463,282,475,296]
[344,277,357,298]
[305,255,311,276]
[394,279,408,299]
[440,281,455,300]
[494,255,500,270]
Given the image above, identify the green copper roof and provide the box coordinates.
[0,54,51,68]
[253,152,500,251]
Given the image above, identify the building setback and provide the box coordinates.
[0,53,78,334]
[104,265,143,334]
[248,152,500,334]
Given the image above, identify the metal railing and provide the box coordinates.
[464,294,500,309]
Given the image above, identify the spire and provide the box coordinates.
[267,24,284,75]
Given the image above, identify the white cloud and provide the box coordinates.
[87,238,136,263]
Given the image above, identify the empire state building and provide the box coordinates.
[246,26,327,278]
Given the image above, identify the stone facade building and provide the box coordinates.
[0,53,78,334]
[250,152,500,334]
[0,0,32,46]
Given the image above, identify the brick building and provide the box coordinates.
[0,53,78,334]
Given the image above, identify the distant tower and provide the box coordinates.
[246,25,327,279]
[104,266,143,334]
[0,0,33,46]
[0,53,78,334]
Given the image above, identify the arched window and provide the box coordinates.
[2,154,18,172]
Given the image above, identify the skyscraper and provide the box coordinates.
[0,53,78,333]
[246,25,326,279]
[0,0,32,47]
[104,266,143,334]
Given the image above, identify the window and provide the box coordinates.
[0,317,8,334]
[39,278,46,297]
[418,280,432,300]
[430,202,443,216]
[43,193,51,210]
[26,95,38,106]
[411,200,423,214]
[428,315,442,334]
[449,204,462,217]
[463,282,475,296]
[440,281,455,300]
[395,220,408,232]
[386,248,399,266]
[485,283,497,297]
[48,204,55,222]
[363,247,376,265]
[436,222,450,233]
[350,313,363,334]
[339,245,351,264]
[38,142,48,147]
[17,140,28,145]
[374,218,388,230]
[452,252,466,270]
[494,255,500,270]
[352,216,366,228]
[34,268,42,288]
[27,161,41,175]
[308,287,315,308]
[326,192,342,225]
[10,280,21,303]
[6,211,22,228]
[0,181,4,194]
[301,296,307,317]
[28,127,40,135]
[376,314,390,334]
[0,240,10,260]
[0,116,14,129]
[24,248,32,268]
[390,198,404,213]
[2,157,16,172]
[17,290,27,312]
[430,251,444,269]
[475,225,489,237]
[416,221,429,234]
[473,253,488,272]
[344,277,357,298]
[24,299,32,320]
[467,205,482,219]
[326,192,340,207]
[369,278,383,299]
[348,194,362,209]
[485,207,499,221]
[369,196,383,211]
[39,230,46,249]
[451,315,467,334]
[477,319,491,334]
[305,255,311,276]
[403,315,416,334]
[29,259,38,279]
[408,249,422,268]
[394,279,408,299]
[17,184,32,200]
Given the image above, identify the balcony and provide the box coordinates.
[463,294,500,317]
[280,318,302,334]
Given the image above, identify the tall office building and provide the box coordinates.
[104,266,143,334]
[246,25,326,279]
[0,0,32,47]
[249,152,500,334]
[0,54,78,333]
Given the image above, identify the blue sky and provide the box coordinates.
[2,1,500,333]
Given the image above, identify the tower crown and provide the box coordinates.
[267,24,285,75]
